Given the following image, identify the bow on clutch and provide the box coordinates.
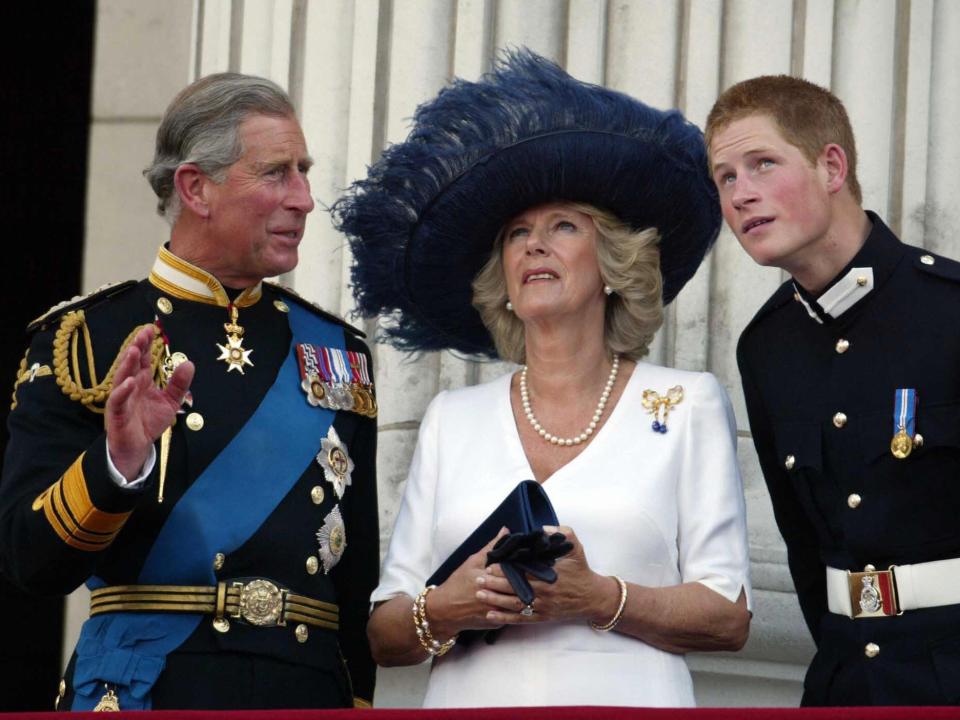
[486,530,573,607]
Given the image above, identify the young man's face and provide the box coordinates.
[710,114,833,273]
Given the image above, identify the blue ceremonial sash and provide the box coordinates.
[71,302,342,710]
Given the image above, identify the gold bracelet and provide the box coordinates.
[413,585,456,656]
[590,575,627,632]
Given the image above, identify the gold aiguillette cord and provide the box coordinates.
[158,426,172,503]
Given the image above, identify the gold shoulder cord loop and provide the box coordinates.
[53,310,166,414]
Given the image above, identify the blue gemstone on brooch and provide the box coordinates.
[643,385,684,437]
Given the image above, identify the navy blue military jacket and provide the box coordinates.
[0,258,379,709]
[738,213,960,705]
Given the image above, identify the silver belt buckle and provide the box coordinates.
[232,579,287,626]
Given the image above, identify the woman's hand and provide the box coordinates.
[476,525,620,626]
[424,528,513,640]
[368,528,515,666]
[473,525,750,653]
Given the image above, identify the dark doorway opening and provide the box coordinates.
[0,0,96,710]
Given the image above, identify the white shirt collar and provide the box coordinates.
[793,266,874,324]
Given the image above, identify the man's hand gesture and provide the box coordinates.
[106,326,195,481]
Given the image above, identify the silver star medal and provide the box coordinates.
[297,344,332,409]
[302,375,330,408]
[324,347,354,411]
[316,426,354,499]
[316,505,346,574]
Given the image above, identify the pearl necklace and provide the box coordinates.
[520,354,620,446]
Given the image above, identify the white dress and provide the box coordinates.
[371,362,752,707]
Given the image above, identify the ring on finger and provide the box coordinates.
[520,602,535,617]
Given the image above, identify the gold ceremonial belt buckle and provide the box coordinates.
[229,579,288,627]
[847,566,901,618]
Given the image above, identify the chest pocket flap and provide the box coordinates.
[859,401,960,464]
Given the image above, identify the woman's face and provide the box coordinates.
[501,202,605,325]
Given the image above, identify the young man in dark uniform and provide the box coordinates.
[707,76,960,706]
[0,74,378,710]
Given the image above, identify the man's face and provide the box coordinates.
[710,114,832,273]
[203,113,314,287]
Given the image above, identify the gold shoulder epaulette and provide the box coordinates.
[265,282,367,339]
[10,350,53,411]
[28,280,138,333]
[52,310,165,415]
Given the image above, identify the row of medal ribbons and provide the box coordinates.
[296,344,377,417]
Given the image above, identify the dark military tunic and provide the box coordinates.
[739,212,960,705]
[0,248,378,710]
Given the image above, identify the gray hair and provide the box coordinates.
[472,202,663,363]
[144,72,296,223]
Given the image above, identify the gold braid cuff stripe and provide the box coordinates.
[90,582,339,631]
[35,454,131,551]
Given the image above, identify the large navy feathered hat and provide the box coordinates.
[333,49,720,357]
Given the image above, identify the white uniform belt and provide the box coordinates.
[827,559,960,618]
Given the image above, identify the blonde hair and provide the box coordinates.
[471,202,663,363]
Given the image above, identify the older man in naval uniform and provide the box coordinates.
[706,75,960,705]
[0,73,378,710]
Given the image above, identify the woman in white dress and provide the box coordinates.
[333,50,751,708]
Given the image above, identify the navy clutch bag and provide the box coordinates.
[425,480,570,646]
[426,480,558,586]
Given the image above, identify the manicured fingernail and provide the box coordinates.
[476,575,485,585]
[476,591,487,601]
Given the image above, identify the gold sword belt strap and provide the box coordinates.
[89,580,339,631]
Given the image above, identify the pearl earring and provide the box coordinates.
[505,300,513,311]
[603,285,614,296]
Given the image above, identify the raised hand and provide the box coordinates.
[106,325,195,480]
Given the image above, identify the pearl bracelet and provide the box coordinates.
[413,585,456,656]
[590,575,628,632]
